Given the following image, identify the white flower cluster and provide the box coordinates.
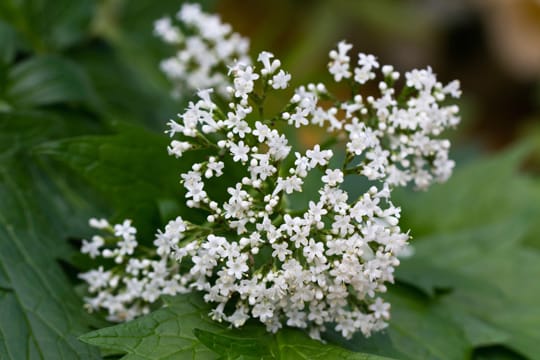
[154,3,250,97]
[79,218,187,322]
[327,40,461,188]
[81,25,460,339]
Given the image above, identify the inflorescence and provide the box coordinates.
[154,3,250,98]
[79,3,461,340]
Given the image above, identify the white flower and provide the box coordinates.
[253,122,271,142]
[266,132,291,160]
[405,67,436,91]
[276,175,303,194]
[167,140,191,158]
[81,25,460,341]
[89,218,109,229]
[249,154,276,181]
[369,298,390,320]
[232,64,259,99]
[226,253,249,279]
[322,169,344,186]
[306,145,333,167]
[153,17,181,44]
[306,201,327,223]
[258,51,281,75]
[272,242,292,262]
[79,266,111,292]
[303,239,324,262]
[228,306,250,327]
[206,157,224,178]
[81,236,104,258]
[328,40,352,81]
[271,70,291,89]
[114,220,136,239]
[229,140,250,163]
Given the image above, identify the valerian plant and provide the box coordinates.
[79,3,461,341]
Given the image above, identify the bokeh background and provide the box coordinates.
[215,0,540,151]
[5,0,539,148]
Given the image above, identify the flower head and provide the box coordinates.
[81,5,461,340]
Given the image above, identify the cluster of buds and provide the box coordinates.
[80,4,460,340]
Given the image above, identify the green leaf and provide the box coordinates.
[80,294,225,360]
[394,143,539,237]
[4,55,100,110]
[70,43,179,129]
[37,121,203,241]
[193,328,273,360]
[384,288,470,360]
[0,111,103,359]
[392,144,540,359]
[274,330,394,360]
[462,248,540,358]
[81,294,395,360]
[193,327,394,360]
[0,20,17,65]
[473,345,528,360]
[396,228,540,358]
[0,0,93,51]
[328,285,471,360]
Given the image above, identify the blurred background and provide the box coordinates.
[4,0,540,150]
[215,0,540,151]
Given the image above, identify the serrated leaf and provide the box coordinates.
[81,294,396,360]
[37,122,199,241]
[393,145,540,359]
[328,285,471,360]
[193,328,273,360]
[399,235,540,359]
[0,112,102,359]
[80,294,225,360]
[4,55,100,110]
[38,120,248,240]
[275,330,395,360]
[463,248,540,358]
[194,327,395,360]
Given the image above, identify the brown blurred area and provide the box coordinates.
[216,0,540,150]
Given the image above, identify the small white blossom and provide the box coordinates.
[89,218,109,229]
[81,236,104,258]
[258,51,281,75]
[322,169,344,186]
[167,140,191,158]
[153,17,182,44]
[229,140,250,163]
[271,70,291,89]
[114,220,136,239]
[306,145,333,168]
[328,40,353,81]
